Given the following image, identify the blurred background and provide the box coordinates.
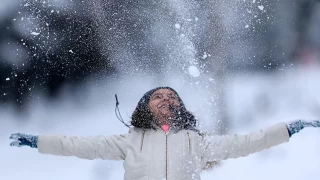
[1,0,320,179]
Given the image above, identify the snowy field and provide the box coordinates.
[1,66,320,180]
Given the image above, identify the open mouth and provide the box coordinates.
[158,104,167,109]
[157,104,171,109]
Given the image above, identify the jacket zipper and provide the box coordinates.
[140,130,146,152]
[187,132,191,155]
[165,133,168,180]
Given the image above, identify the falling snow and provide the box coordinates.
[1,1,320,179]
[188,66,200,77]
[258,5,264,11]
[31,32,40,36]
[201,52,211,59]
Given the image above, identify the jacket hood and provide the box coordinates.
[130,87,198,132]
[136,86,185,108]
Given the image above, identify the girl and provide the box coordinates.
[9,87,320,180]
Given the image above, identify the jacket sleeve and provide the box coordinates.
[37,134,128,160]
[201,122,290,162]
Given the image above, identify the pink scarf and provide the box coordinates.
[161,124,170,133]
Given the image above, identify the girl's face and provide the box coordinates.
[148,89,180,121]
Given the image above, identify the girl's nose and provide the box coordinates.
[162,95,170,101]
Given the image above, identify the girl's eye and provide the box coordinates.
[153,95,162,99]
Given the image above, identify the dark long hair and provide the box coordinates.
[130,87,198,132]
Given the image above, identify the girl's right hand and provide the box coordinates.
[9,133,38,148]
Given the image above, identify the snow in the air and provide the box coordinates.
[175,23,181,29]
[188,65,200,77]
[201,52,211,60]
[1,0,320,180]
[31,32,40,36]
[258,5,264,11]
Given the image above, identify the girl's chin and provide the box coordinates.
[162,112,173,118]
[156,113,173,120]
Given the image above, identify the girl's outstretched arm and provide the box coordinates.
[201,120,320,162]
[10,132,129,160]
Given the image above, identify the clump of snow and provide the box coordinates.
[245,24,249,28]
[5,78,10,81]
[201,52,211,59]
[188,65,200,77]
[175,23,181,29]
[202,54,208,59]
[258,5,264,11]
[31,32,40,36]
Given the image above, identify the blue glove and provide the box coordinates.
[286,120,320,137]
[9,133,38,148]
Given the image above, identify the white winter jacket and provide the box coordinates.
[38,122,290,180]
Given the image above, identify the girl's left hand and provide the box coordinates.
[286,120,320,137]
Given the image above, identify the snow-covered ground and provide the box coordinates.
[0,66,319,180]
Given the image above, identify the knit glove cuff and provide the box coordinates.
[286,120,320,137]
